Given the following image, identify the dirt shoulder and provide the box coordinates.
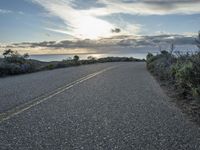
[152,74,200,125]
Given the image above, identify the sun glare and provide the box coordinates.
[74,16,114,39]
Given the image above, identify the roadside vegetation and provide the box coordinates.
[0,49,36,76]
[146,31,200,123]
[147,50,200,99]
[0,49,144,77]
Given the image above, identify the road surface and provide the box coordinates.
[0,62,200,149]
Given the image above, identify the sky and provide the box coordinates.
[0,0,200,55]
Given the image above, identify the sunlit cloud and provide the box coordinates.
[0,9,12,14]
[32,0,116,39]
[1,0,200,55]
[1,32,198,55]
[31,0,200,40]
[31,0,143,39]
[45,28,75,37]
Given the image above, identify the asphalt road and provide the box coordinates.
[0,62,200,149]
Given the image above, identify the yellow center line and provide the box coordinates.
[0,66,117,123]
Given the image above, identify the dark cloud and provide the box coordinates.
[71,0,106,10]
[11,39,112,49]
[121,0,199,4]
[118,0,200,11]
[111,28,121,33]
[117,34,196,47]
[2,34,196,50]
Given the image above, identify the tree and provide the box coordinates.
[2,49,29,64]
[195,31,200,50]
[3,49,14,58]
[170,43,175,54]
[73,55,79,61]
[23,53,29,59]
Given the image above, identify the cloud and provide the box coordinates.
[31,0,142,39]
[3,34,196,50]
[30,0,200,41]
[70,0,106,10]
[72,0,198,18]
[31,0,116,39]
[97,0,200,15]
[136,34,196,47]
[0,9,25,15]
[0,9,12,14]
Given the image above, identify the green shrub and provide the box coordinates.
[192,87,200,97]
[147,50,200,99]
[73,55,79,61]
[45,64,55,70]
[0,51,143,77]
[146,52,153,61]
[56,62,69,68]
[0,49,36,76]
[172,62,193,94]
[0,62,35,76]
[97,57,142,63]
[146,51,176,80]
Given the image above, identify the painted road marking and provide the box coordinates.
[0,66,117,123]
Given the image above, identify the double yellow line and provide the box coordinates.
[0,66,117,123]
